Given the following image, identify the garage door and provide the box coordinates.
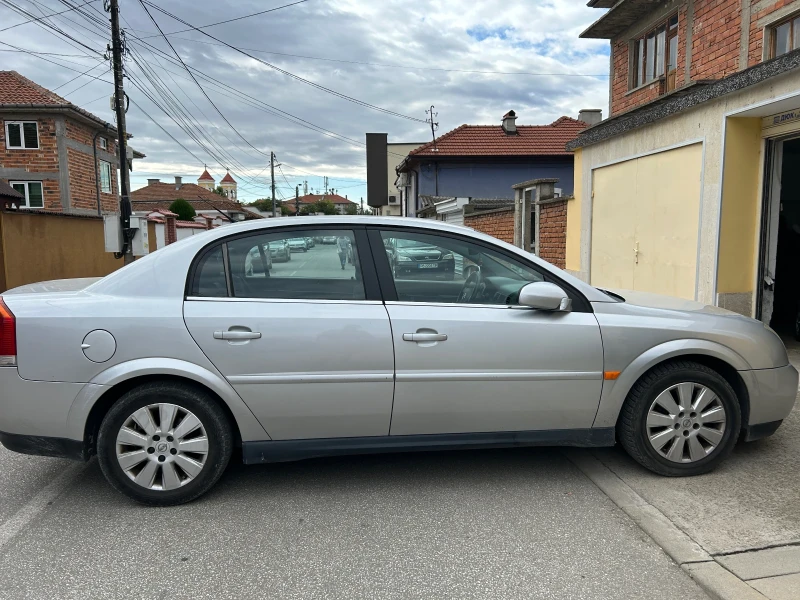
[591,143,702,300]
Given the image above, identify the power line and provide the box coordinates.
[135,0,309,39]
[140,1,427,123]
[0,0,97,32]
[165,36,610,78]
[52,58,107,91]
[0,0,103,56]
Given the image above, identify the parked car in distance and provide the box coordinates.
[322,235,337,244]
[386,236,455,280]
[288,238,309,252]
[268,239,291,262]
[305,237,315,248]
[0,217,796,507]
[245,245,272,276]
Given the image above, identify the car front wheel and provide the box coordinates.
[617,360,741,476]
[97,381,233,506]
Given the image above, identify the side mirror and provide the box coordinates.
[518,282,572,311]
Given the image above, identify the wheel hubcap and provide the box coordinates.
[646,382,727,463]
[115,403,209,491]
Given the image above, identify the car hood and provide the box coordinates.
[2,277,103,295]
[602,289,743,317]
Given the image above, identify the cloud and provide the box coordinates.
[0,0,609,202]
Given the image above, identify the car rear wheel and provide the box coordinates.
[618,360,740,476]
[97,382,233,506]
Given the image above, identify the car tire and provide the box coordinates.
[97,381,233,506]
[617,360,741,476]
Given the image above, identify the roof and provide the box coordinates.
[198,169,214,182]
[220,172,236,184]
[0,71,116,131]
[0,180,24,201]
[567,48,800,151]
[581,0,661,39]
[130,182,263,219]
[176,220,207,229]
[406,117,586,159]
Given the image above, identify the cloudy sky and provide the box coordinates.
[1,0,610,203]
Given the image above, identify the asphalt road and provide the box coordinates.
[271,242,357,279]
[0,445,709,600]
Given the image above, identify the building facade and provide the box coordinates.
[396,111,592,218]
[0,71,128,214]
[569,0,800,337]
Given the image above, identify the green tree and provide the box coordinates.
[213,186,226,197]
[315,199,337,215]
[344,203,358,215]
[169,198,196,221]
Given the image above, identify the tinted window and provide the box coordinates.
[227,229,365,300]
[380,230,544,305]
[191,246,227,297]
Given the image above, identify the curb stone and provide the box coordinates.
[564,450,768,600]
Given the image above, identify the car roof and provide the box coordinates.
[87,216,611,302]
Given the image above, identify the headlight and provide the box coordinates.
[441,253,453,260]
[398,255,412,262]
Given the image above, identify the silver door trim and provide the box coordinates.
[395,371,603,382]
[384,300,517,310]
[186,297,383,305]
[227,373,394,384]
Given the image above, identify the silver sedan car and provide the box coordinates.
[0,217,796,505]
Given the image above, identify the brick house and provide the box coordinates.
[284,193,358,215]
[395,110,596,218]
[0,71,142,214]
[568,0,800,332]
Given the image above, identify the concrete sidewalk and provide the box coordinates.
[568,347,800,600]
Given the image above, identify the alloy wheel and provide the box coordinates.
[115,403,209,491]
[646,382,727,463]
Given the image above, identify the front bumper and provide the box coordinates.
[744,363,798,428]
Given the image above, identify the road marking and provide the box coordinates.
[0,460,88,550]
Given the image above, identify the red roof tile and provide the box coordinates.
[220,172,236,184]
[295,193,356,205]
[176,220,207,229]
[408,117,587,158]
[130,182,263,219]
[0,71,114,129]
[198,169,214,182]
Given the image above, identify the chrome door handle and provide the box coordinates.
[213,331,262,340]
[402,333,447,342]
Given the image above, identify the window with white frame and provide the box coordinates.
[99,160,112,193]
[10,181,44,208]
[98,137,107,150]
[4,121,39,149]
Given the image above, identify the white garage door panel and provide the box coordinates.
[591,143,702,300]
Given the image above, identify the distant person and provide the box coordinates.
[336,236,351,270]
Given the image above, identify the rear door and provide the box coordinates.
[183,226,395,440]
[369,227,604,436]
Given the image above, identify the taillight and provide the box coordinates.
[0,298,16,366]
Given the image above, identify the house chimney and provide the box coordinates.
[147,178,160,185]
[502,110,517,134]
[175,176,182,190]
[578,109,602,126]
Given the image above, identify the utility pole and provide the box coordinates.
[360,197,364,215]
[295,186,300,216]
[270,151,277,218]
[108,0,132,263]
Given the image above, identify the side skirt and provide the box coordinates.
[242,428,616,464]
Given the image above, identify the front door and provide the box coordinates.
[183,227,394,440]
[371,228,604,436]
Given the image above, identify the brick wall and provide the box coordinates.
[464,207,514,244]
[66,118,118,213]
[690,0,741,79]
[538,199,567,269]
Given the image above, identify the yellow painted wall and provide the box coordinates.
[591,143,703,299]
[565,148,582,271]
[716,118,762,294]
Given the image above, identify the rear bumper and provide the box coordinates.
[744,363,798,428]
